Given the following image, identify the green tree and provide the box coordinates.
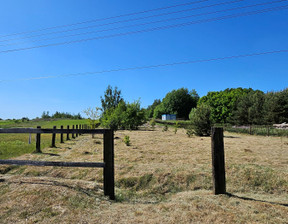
[189,104,212,136]
[146,99,161,118]
[199,88,252,123]
[264,88,288,124]
[231,90,266,125]
[41,111,50,119]
[100,85,123,113]
[153,88,199,120]
[101,101,127,130]
[101,100,146,130]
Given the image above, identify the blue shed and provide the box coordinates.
[162,114,176,121]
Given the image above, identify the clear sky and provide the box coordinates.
[0,0,287,119]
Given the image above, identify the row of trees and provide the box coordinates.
[197,88,288,125]
[41,111,83,119]
[87,85,287,134]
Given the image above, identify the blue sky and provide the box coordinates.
[0,0,287,119]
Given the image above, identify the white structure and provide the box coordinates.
[162,114,176,121]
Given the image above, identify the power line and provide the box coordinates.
[1,49,287,83]
[0,5,287,54]
[0,0,245,43]
[0,0,285,47]
[0,0,212,38]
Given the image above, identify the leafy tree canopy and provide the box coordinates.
[198,88,253,123]
[146,99,161,118]
[101,100,146,130]
[100,85,123,113]
[153,88,199,120]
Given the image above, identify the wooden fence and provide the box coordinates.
[0,126,115,200]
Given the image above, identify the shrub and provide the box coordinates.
[174,121,179,134]
[189,104,212,136]
[101,100,146,131]
[186,125,194,137]
[123,135,130,146]
[162,125,168,132]
[149,119,156,130]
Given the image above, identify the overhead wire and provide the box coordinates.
[0,0,213,38]
[1,49,287,83]
[0,0,285,47]
[0,5,287,54]
[0,0,245,43]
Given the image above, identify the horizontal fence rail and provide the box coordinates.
[0,128,109,134]
[0,160,105,168]
[0,127,115,200]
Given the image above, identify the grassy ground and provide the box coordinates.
[0,119,89,159]
[0,125,287,223]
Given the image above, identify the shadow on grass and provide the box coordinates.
[7,179,100,197]
[224,135,240,138]
[42,153,60,157]
[32,152,60,156]
[226,193,288,207]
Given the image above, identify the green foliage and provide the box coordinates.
[123,135,130,146]
[199,88,252,124]
[101,100,146,131]
[162,124,168,132]
[41,111,82,120]
[231,90,266,125]
[41,111,50,119]
[198,87,288,125]
[146,99,161,118]
[153,103,165,119]
[21,117,29,122]
[189,104,212,136]
[51,112,82,119]
[185,125,194,137]
[174,121,179,134]
[264,88,288,124]
[100,85,123,113]
[149,118,156,130]
[101,101,127,130]
[153,88,199,120]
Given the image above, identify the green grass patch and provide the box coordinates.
[0,118,89,129]
[0,119,90,159]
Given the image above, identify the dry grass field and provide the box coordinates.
[0,125,287,223]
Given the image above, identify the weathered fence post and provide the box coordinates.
[267,126,270,136]
[36,126,41,153]
[211,127,226,194]
[72,125,75,139]
[67,125,70,140]
[92,124,95,139]
[103,129,115,200]
[76,125,78,137]
[249,125,252,135]
[60,125,64,143]
[51,126,56,148]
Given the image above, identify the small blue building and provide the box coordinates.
[162,114,176,121]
